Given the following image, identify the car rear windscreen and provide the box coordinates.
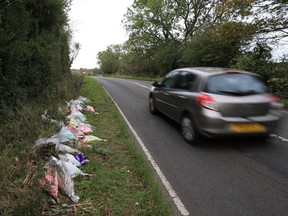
[205,73,267,96]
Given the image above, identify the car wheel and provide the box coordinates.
[181,116,199,144]
[149,95,158,114]
[255,134,270,141]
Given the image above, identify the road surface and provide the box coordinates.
[95,77,288,216]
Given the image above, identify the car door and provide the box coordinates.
[164,71,197,122]
[156,70,196,122]
[154,70,181,117]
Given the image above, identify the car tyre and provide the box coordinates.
[255,134,270,142]
[181,116,199,144]
[149,95,158,115]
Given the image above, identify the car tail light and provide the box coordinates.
[196,94,219,111]
[269,95,280,102]
[269,95,283,110]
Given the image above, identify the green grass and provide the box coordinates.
[281,99,288,109]
[75,76,173,215]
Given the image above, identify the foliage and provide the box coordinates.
[268,60,288,98]
[230,43,288,97]
[181,21,256,67]
[123,0,251,46]
[251,0,288,40]
[97,45,122,75]
[230,42,273,80]
[153,40,182,75]
[69,42,81,66]
[119,0,241,74]
[0,0,76,117]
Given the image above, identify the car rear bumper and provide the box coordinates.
[194,110,281,138]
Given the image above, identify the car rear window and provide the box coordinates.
[205,73,267,96]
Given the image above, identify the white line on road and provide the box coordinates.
[103,88,190,216]
[270,134,288,143]
[125,80,151,90]
[135,83,151,90]
[281,110,288,114]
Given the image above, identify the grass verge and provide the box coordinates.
[0,75,173,215]
[75,76,173,215]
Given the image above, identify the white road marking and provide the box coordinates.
[125,80,151,90]
[281,110,288,114]
[136,83,151,89]
[103,88,190,216]
[270,134,288,143]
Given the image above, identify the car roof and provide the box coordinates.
[176,67,258,77]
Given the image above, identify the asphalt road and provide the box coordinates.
[95,77,288,216]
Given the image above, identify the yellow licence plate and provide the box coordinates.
[230,123,266,133]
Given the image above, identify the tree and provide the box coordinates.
[123,0,257,45]
[230,42,273,81]
[69,42,81,67]
[230,43,288,97]
[122,0,261,74]
[120,0,287,76]
[97,45,122,75]
[251,0,288,40]
[153,40,182,74]
[187,21,256,66]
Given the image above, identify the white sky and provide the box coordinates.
[69,0,134,69]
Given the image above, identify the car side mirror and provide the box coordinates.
[152,82,162,87]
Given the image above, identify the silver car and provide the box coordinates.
[149,67,283,144]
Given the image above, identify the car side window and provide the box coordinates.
[176,71,196,90]
[161,71,180,88]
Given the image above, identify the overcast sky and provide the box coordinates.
[69,0,134,69]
